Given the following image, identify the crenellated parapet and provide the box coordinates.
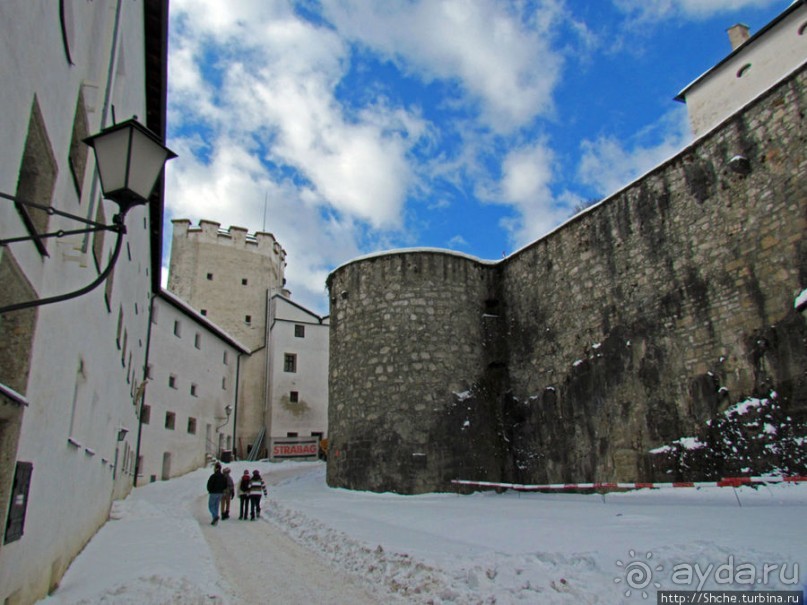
[171,219,287,262]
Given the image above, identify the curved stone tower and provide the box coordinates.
[326,250,507,493]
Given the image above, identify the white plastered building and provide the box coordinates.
[166,220,329,461]
[136,291,248,485]
[266,294,330,459]
[0,1,169,603]
[676,0,807,137]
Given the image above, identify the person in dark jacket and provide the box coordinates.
[206,463,227,525]
[238,470,251,520]
[249,469,268,520]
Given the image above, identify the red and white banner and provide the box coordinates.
[452,476,807,492]
[271,439,319,459]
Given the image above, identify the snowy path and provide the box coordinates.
[196,467,382,605]
[39,461,807,604]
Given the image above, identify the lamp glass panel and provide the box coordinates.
[127,128,170,199]
[90,127,131,194]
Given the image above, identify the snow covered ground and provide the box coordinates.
[40,461,806,604]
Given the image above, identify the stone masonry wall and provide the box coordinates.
[327,66,807,494]
[327,252,506,493]
[503,66,807,485]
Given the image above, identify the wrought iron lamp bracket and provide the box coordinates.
[0,192,126,250]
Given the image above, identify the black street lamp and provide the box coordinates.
[216,404,233,431]
[0,119,176,314]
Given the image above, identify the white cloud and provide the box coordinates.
[164,138,362,314]
[170,1,424,229]
[447,234,469,249]
[319,0,566,132]
[578,108,691,197]
[500,144,555,205]
[165,0,433,311]
[482,107,691,251]
[612,0,782,21]
[483,141,573,248]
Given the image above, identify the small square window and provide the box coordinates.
[201,309,207,316]
[206,273,213,280]
[242,278,248,285]
[284,353,297,373]
[169,375,177,389]
[286,432,298,438]
[294,324,305,338]
[190,384,198,397]
[141,404,151,425]
[290,391,299,402]
[165,412,175,430]
[187,417,197,434]
[245,315,252,324]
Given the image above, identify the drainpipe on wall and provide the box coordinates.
[263,289,272,453]
[232,352,241,459]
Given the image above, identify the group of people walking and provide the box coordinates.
[206,464,268,525]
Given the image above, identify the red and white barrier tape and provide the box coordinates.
[451,476,807,492]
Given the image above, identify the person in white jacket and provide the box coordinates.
[248,469,268,520]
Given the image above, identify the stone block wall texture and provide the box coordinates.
[327,66,807,494]
[327,252,507,493]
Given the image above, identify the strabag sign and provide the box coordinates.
[272,439,318,458]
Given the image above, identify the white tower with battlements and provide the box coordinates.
[168,219,287,456]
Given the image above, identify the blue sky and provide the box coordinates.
[163,0,790,314]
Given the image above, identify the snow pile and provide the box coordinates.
[724,397,765,417]
[267,465,806,604]
[651,392,807,479]
[794,288,807,311]
[268,485,619,603]
[649,436,706,454]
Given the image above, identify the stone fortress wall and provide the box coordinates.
[326,65,807,494]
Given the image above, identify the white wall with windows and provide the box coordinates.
[677,2,807,136]
[266,295,329,458]
[139,291,247,485]
[0,2,168,602]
